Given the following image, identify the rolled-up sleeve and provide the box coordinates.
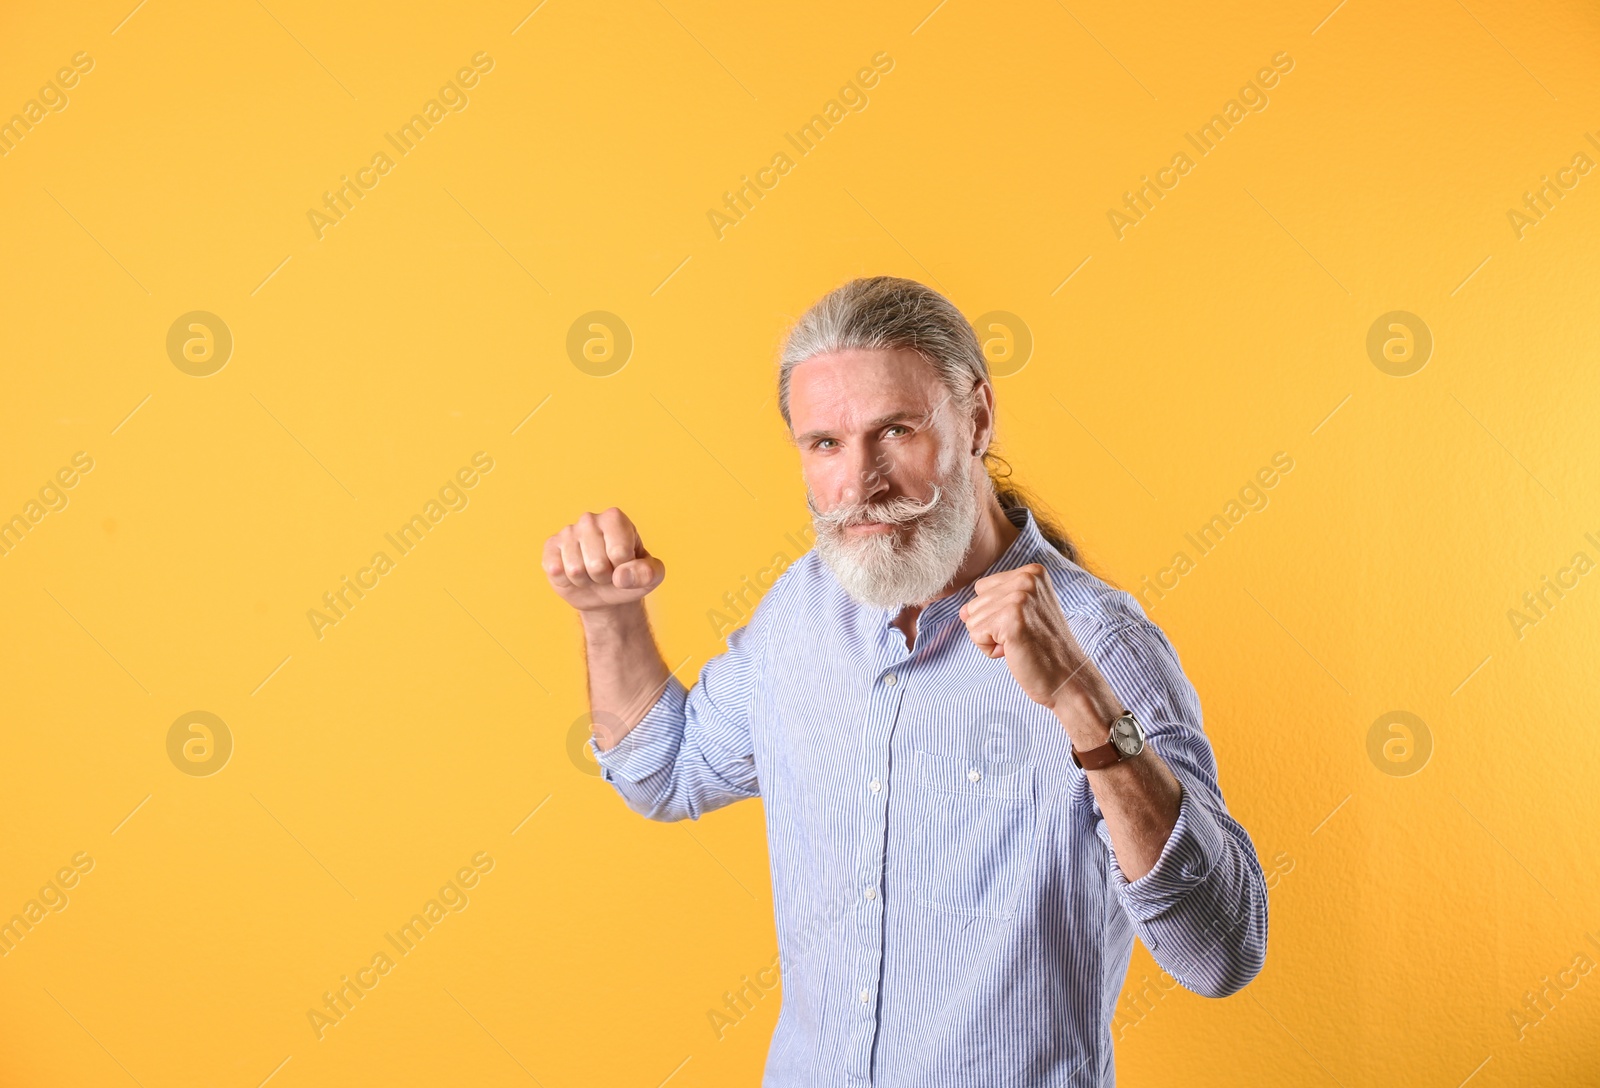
[1084,616,1269,999]
[589,605,767,822]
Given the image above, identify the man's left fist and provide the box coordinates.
[958,563,1114,720]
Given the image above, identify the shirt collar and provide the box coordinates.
[876,504,1049,639]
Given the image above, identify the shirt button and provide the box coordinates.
[967,768,982,783]
[868,778,882,793]
[883,673,897,686]
[859,988,871,1004]
[864,885,877,900]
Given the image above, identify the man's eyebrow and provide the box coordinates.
[796,410,930,445]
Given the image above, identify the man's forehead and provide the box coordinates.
[789,348,945,423]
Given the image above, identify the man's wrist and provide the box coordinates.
[579,600,650,643]
[1050,680,1127,750]
[578,600,672,746]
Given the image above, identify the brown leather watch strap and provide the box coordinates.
[1070,736,1123,770]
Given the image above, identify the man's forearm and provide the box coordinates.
[1053,686,1183,882]
[581,602,671,750]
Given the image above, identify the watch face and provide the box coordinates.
[1111,715,1144,756]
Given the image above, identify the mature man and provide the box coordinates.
[544,276,1268,1085]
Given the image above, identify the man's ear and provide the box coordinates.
[970,380,996,456]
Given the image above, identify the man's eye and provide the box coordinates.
[884,425,909,438]
[815,438,837,450]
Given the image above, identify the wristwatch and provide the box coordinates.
[1070,711,1145,770]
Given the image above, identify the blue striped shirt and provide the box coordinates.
[591,505,1268,1086]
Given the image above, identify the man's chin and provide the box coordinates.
[834,573,918,611]
[827,531,909,570]
[823,551,938,611]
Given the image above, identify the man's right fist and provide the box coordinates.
[543,508,666,612]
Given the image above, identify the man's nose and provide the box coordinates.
[838,441,891,506]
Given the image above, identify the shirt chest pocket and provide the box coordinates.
[906,749,1037,920]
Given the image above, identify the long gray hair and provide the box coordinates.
[777,275,1082,565]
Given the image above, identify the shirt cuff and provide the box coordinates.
[1110,780,1228,920]
[589,675,689,785]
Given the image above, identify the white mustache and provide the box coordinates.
[808,485,943,532]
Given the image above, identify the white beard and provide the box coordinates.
[809,451,983,611]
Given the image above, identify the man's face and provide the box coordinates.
[788,347,983,609]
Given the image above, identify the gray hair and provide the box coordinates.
[777,275,1081,565]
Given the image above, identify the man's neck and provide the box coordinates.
[892,492,1020,651]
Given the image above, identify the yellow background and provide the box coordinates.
[2,0,1598,1084]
